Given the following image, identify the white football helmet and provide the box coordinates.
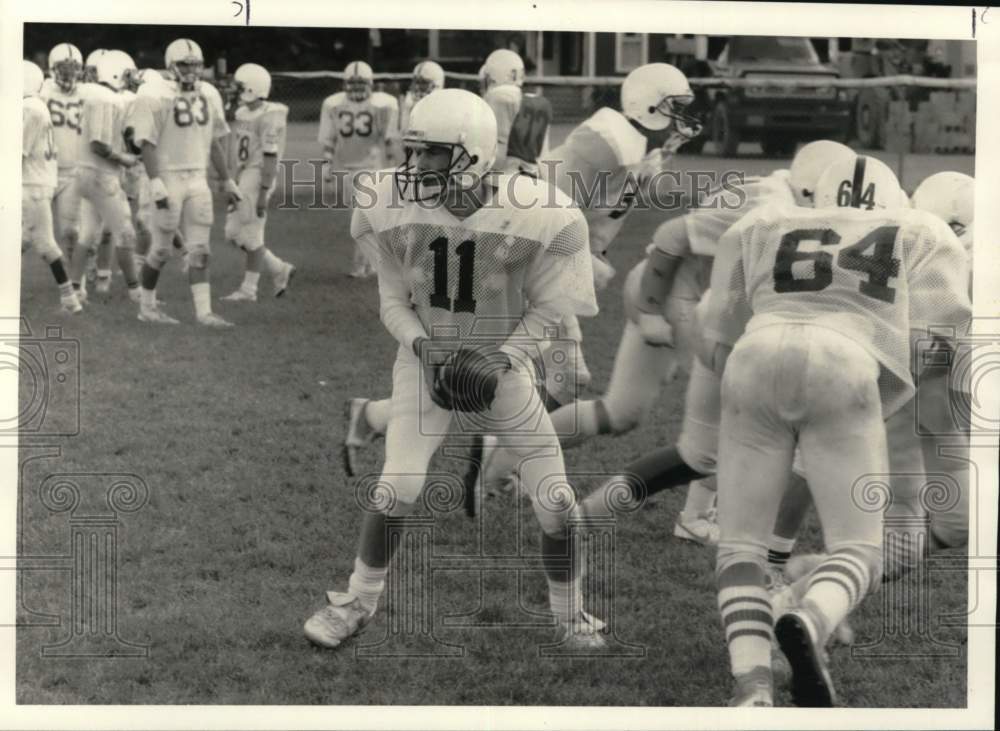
[412,60,445,101]
[98,50,137,92]
[48,43,83,93]
[620,63,702,148]
[234,62,271,103]
[477,64,487,95]
[165,38,204,91]
[24,60,44,98]
[84,49,107,83]
[396,88,498,201]
[814,154,902,211]
[483,49,524,90]
[344,61,373,102]
[137,71,173,100]
[788,139,855,206]
[912,171,975,241]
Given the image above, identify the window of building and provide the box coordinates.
[615,33,648,73]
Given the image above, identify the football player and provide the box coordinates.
[567,141,855,543]
[127,38,242,326]
[398,60,444,140]
[303,89,604,650]
[704,155,970,706]
[83,49,106,83]
[40,43,85,267]
[318,60,399,277]
[219,63,296,302]
[67,50,142,303]
[480,48,552,177]
[22,60,82,313]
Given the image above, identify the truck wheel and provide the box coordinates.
[711,100,740,157]
[760,135,797,158]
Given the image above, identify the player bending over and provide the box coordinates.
[22,61,82,314]
[303,88,604,649]
[219,63,296,302]
[705,155,970,707]
[127,38,243,326]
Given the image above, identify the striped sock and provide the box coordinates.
[767,535,796,567]
[718,562,773,676]
[802,548,874,643]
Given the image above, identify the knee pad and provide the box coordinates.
[602,397,641,435]
[716,541,767,579]
[116,224,136,251]
[145,243,171,269]
[677,433,717,475]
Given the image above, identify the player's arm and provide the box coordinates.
[636,216,691,314]
[699,223,752,374]
[90,140,137,168]
[83,99,137,168]
[210,137,243,206]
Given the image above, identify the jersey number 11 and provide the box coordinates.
[429,237,477,313]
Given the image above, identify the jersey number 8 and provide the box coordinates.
[773,225,901,304]
[174,96,210,128]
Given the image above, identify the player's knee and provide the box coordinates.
[187,250,209,270]
[677,435,717,475]
[145,244,171,270]
[716,541,767,579]
[602,397,642,434]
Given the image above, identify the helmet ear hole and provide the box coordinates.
[469,154,479,165]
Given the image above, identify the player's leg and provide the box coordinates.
[182,174,231,327]
[766,470,812,572]
[53,172,81,264]
[715,327,798,706]
[487,365,605,646]
[89,173,140,300]
[222,170,263,302]
[23,187,80,312]
[343,397,391,477]
[138,172,184,323]
[305,352,451,648]
[776,327,885,708]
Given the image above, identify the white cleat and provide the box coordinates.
[342,398,373,477]
[197,312,235,328]
[674,509,720,546]
[220,289,258,303]
[775,606,837,707]
[303,591,375,649]
[60,296,83,315]
[273,263,296,297]
[728,666,774,707]
[74,287,88,305]
[138,306,180,325]
[554,611,608,650]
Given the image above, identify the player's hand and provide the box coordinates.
[591,254,616,290]
[255,188,269,218]
[224,178,244,208]
[115,152,139,168]
[637,312,675,348]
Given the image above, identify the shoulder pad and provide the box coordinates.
[371,91,399,110]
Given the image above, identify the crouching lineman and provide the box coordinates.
[68,50,142,303]
[303,89,605,648]
[318,60,398,278]
[127,38,243,326]
[568,141,854,542]
[702,155,970,707]
[220,63,296,302]
[22,61,82,313]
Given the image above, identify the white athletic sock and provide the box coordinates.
[262,249,284,275]
[140,288,157,309]
[547,576,583,622]
[242,271,260,295]
[365,399,391,434]
[681,478,717,519]
[96,268,112,280]
[802,549,872,644]
[58,282,75,298]
[348,556,387,613]
[191,282,212,318]
[718,580,773,676]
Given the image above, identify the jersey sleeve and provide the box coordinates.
[81,95,116,147]
[523,211,599,319]
[204,85,230,139]
[260,105,289,156]
[702,214,756,348]
[906,216,972,335]
[127,94,162,147]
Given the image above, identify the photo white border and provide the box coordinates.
[1,1,996,729]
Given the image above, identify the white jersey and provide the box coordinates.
[230,101,288,176]
[319,91,398,170]
[351,172,597,343]
[127,80,229,172]
[40,81,88,173]
[541,106,658,255]
[23,96,58,188]
[76,84,130,174]
[706,203,972,416]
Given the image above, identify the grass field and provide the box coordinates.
[15,125,972,706]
